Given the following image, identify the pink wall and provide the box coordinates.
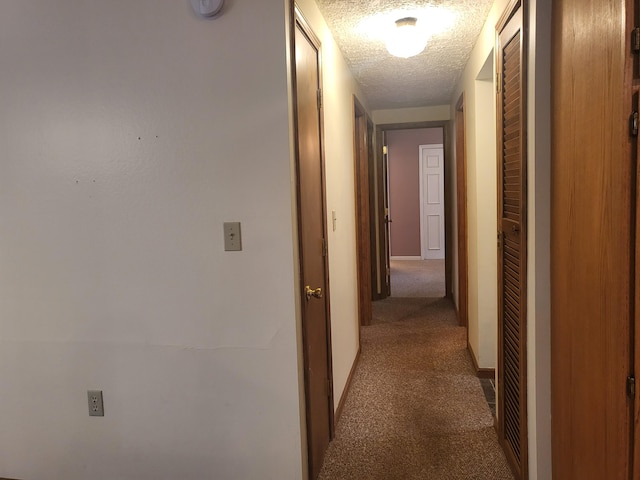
[387,127,443,256]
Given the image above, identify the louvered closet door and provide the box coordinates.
[496,2,527,479]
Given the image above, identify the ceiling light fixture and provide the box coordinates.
[385,17,428,58]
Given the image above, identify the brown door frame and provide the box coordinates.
[455,94,469,328]
[290,6,335,478]
[373,121,454,299]
[353,96,374,326]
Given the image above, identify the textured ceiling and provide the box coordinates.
[315,0,494,110]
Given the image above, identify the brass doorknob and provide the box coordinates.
[305,285,323,301]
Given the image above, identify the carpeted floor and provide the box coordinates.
[390,259,446,298]
[318,297,513,480]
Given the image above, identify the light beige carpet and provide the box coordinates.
[318,297,513,480]
[390,259,445,298]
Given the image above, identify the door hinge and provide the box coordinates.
[386,266,391,276]
[317,89,323,110]
[496,72,500,93]
[630,111,639,137]
[322,238,327,257]
[497,230,503,249]
[627,376,636,399]
[326,378,331,398]
[633,27,640,53]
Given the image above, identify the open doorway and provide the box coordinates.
[386,127,446,298]
[352,116,452,319]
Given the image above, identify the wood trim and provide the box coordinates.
[455,94,469,328]
[630,3,640,480]
[496,0,522,32]
[354,96,373,326]
[477,369,496,380]
[467,341,496,379]
[366,116,378,302]
[334,347,362,424]
[376,123,389,299]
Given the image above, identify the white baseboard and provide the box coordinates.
[390,256,422,260]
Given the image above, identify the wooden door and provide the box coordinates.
[419,145,445,260]
[552,0,635,478]
[293,10,334,480]
[354,101,373,325]
[455,96,468,327]
[496,2,528,478]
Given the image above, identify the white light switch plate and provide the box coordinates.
[224,222,242,251]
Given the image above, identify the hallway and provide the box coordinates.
[318,262,512,479]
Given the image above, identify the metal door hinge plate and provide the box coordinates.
[627,376,635,399]
[630,111,639,137]
[633,27,640,53]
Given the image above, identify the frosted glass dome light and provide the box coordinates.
[385,17,428,58]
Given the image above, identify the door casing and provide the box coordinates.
[354,97,375,324]
[455,95,469,327]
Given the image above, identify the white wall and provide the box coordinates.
[293,0,365,412]
[450,0,505,372]
[0,1,305,479]
[471,55,498,369]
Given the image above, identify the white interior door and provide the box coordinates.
[419,144,445,259]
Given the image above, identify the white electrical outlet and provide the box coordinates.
[88,390,104,417]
